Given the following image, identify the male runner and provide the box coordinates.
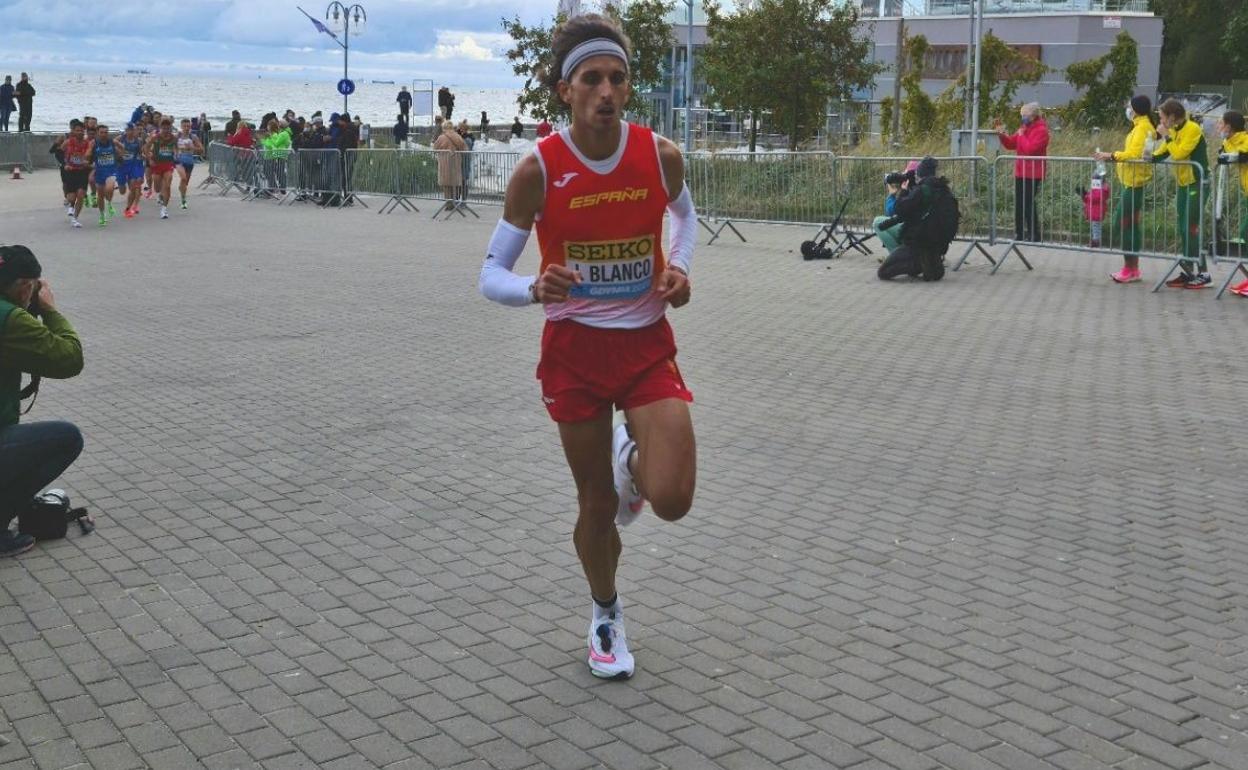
[145,118,178,219]
[175,118,203,210]
[89,124,119,227]
[117,124,146,217]
[61,121,92,229]
[478,14,697,681]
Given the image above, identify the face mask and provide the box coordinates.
[1020,116,1032,126]
[1126,108,1135,122]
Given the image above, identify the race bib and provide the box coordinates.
[564,236,656,300]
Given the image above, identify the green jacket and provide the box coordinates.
[0,298,84,427]
[262,128,292,160]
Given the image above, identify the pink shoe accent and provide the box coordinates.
[1231,279,1248,296]
[588,646,616,664]
[1110,267,1139,284]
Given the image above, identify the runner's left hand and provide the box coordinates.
[658,266,691,308]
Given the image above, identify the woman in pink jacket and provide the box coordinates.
[996,102,1049,242]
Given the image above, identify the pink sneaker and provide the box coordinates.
[1111,267,1141,284]
[1231,279,1248,297]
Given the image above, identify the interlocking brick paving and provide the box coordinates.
[0,172,1245,769]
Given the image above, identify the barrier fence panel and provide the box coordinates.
[990,155,1205,291]
[1212,160,1248,298]
[250,150,295,203]
[346,148,430,214]
[686,152,835,244]
[291,148,343,205]
[202,142,236,194]
[461,150,517,212]
[0,133,32,172]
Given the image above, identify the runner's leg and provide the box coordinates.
[558,413,621,603]
[623,399,695,522]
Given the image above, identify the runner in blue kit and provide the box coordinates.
[116,124,146,218]
[89,124,120,227]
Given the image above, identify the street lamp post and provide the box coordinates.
[326,2,367,116]
[680,0,693,154]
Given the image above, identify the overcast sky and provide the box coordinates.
[0,0,562,86]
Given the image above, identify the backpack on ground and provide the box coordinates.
[18,490,93,541]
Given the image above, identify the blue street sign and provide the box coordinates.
[337,78,355,96]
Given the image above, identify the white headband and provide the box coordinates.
[561,38,628,81]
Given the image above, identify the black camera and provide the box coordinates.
[884,170,915,186]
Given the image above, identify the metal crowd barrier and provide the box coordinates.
[345,148,426,214]
[0,132,32,172]
[991,155,1206,292]
[292,148,344,205]
[1211,160,1248,298]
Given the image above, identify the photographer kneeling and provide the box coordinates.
[876,156,960,282]
[0,246,84,557]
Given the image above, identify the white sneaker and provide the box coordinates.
[65,205,73,216]
[612,417,644,528]
[159,206,168,219]
[588,601,634,680]
[70,218,81,228]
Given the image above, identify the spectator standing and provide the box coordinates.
[393,114,408,146]
[0,77,15,132]
[15,73,35,132]
[225,110,241,137]
[511,116,524,139]
[197,113,211,147]
[1095,95,1155,284]
[433,119,467,208]
[536,118,552,138]
[1152,98,1211,289]
[1217,111,1248,296]
[397,86,412,121]
[480,111,490,141]
[437,86,455,120]
[0,245,84,557]
[995,102,1049,242]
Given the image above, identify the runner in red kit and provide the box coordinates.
[479,13,699,681]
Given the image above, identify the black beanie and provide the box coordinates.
[917,156,938,179]
[0,245,41,288]
[1130,95,1151,117]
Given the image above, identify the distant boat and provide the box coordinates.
[371,80,395,84]
[126,68,151,75]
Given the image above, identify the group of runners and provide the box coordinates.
[52,111,203,229]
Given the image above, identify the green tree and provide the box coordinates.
[700,1,771,151]
[501,1,675,122]
[1062,31,1138,129]
[933,32,1046,131]
[700,0,879,151]
[1150,0,1248,89]
[896,33,936,140]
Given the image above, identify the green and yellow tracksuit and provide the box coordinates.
[1219,130,1248,243]
[1107,115,1154,253]
[1153,118,1210,270]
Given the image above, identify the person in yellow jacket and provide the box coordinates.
[1216,111,1248,296]
[1151,98,1211,288]
[1095,95,1155,283]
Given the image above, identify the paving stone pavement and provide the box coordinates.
[1,172,1247,770]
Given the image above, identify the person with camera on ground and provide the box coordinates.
[873,160,920,260]
[876,156,960,282]
[0,246,84,557]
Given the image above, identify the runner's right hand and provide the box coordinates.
[533,264,580,304]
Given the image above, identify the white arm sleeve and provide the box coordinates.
[666,186,696,274]
[479,219,536,307]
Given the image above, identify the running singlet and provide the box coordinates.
[93,140,116,172]
[534,122,669,328]
[62,137,91,171]
[152,137,177,164]
[177,134,196,163]
[119,136,143,163]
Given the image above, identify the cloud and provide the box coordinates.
[432,31,508,61]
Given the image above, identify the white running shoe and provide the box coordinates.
[159,206,168,219]
[612,417,644,528]
[65,205,73,217]
[588,602,634,680]
[70,218,81,228]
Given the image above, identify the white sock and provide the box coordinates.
[592,595,621,621]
